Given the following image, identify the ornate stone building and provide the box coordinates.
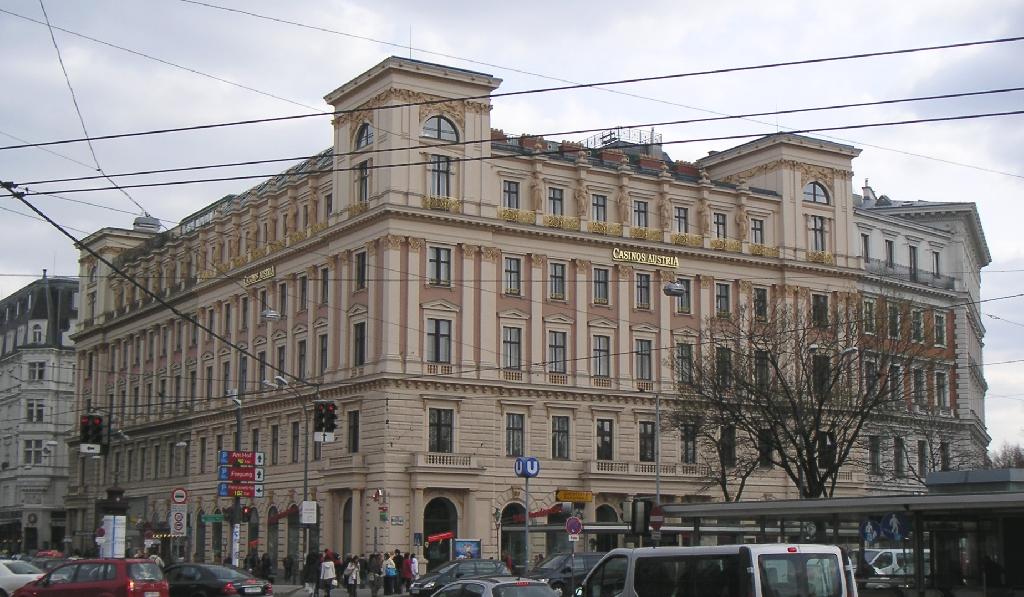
[65,57,988,566]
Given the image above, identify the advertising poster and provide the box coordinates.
[453,538,481,559]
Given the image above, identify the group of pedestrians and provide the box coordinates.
[303,549,420,596]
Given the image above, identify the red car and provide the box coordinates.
[12,558,168,597]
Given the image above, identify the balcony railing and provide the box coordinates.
[588,221,623,236]
[671,233,704,248]
[548,373,568,385]
[592,376,612,388]
[630,227,662,241]
[543,215,581,231]
[806,250,835,265]
[865,258,956,290]
[412,452,480,470]
[750,244,780,257]
[422,196,463,213]
[426,363,454,375]
[637,380,654,392]
[503,369,523,382]
[710,238,742,252]
[499,208,536,224]
[587,460,710,477]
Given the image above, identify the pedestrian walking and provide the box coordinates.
[400,553,414,593]
[320,550,338,597]
[303,551,321,594]
[410,553,420,585]
[343,556,360,597]
[383,552,397,595]
[260,552,272,580]
[368,553,383,597]
[283,553,295,584]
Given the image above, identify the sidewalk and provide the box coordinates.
[274,584,404,596]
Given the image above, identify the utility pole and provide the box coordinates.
[229,388,242,568]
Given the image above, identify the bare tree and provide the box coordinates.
[876,405,982,485]
[988,442,1024,468]
[667,404,761,502]
[671,293,935,499]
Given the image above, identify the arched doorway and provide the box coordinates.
[195,510,206,562]
[267,507,279,571]
[211,509,223,563]
[595,505,619,552]
[341,498,352,556]
[500,503,526,574]
[247,506,260,559]
[423,497,458,571]
[287,505,300,565]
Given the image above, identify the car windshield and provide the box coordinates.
[534,555,566,570]
[493,583,556,597]
[4,561,42,574]
[209,565,253,580]
[129,562,164,581]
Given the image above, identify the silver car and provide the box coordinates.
[430,576,556,597]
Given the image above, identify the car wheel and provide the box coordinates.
[551,582,565,596]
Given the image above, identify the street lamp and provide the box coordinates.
[261,308,282,321]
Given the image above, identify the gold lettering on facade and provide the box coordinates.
[242,266,276,287]
[611,247,679,268]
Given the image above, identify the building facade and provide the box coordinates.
[0,274,78,553]
[65,57,989,566]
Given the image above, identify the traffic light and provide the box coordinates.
[324,402,338,433]
[80,415,90,444]
[313,402,327,433]
[241,506,253,522]
[80,414,104,444]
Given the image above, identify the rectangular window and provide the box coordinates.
[428,155,451,197]
[549,262,566,299]
[278,282,287,314]
[548,331,567,373]
[357,160,370,202]
[812,355,830,395]
[918,440,929,476]
[638,421,656,462]
[319,334,328,376]
[297,340,307,379]
[888,304,901,339]
[721,425,736,467]
[502,327,521,370]
[353,322,366,367]
[548,187,564,215]
[426,318,452,363]
[593,268,610,304]
[913,368,926,404]
[932,250,941,277]
[635,339,653,381]
[674,207,688,233]
[812,294,829,327]
[240,298,248,330]
[277,345,286,376]
[428,247,451,286]
[889,365,903,399]
[635,273,651,309]
[298,275,308,309]
[934,313,947,346]
[676,343,693,384]
[633,200,649,228]
[894,437,906,477]
[504,257,522,295]
[758,429,774,468]
[936,371,949,408]
[715,283,731,317]
[912,310,924,342]
[22,439,43,465]
[348,410,360,453]
[592,335,610,378]
[811,216,827,251]
[502,180,520,209]
[755,350,770,390]
[271,425,279,465]
[291,422,300,463]
[863,299,876,334]
[671,424,695,467]
[869,436,881,474]
[320,267,329,304]
[754,287,768,320]
[154,444,161,479]
[198,437,206,474]
[713,213,727,238]
[885,239,895,267]
[591,194,607,222]
[428,408,454,453]
[909,245,919,280]
[26,399,44,422]
[551,416,570,460]
[256,353,266,387]
[355,251,368,290]
[506,413,525,457]
[751,218,765,245]
[862,233,870,262]
[28,362,45,381]
[940,442,951,471]
[674,278,692,314]
[716,347,732,388]
[325,192,333,215]
[222,361,231,397]
[596,419,613,460]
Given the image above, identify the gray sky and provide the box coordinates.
[2,0,1023,449]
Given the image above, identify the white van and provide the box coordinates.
[860,548,930,577]
[575,544,857,597]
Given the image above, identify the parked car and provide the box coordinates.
[12,558,168,597]
[164,563,272,597]
[0,560,44,596]
[409,559,510,595]
[430,576,556,597]
[25,560,64,574]
[527,553,605,596]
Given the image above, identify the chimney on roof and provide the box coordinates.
[862,179,877,202]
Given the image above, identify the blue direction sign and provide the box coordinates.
[514,456,540,478]
[860,519,881,544]
[881,512,910,541]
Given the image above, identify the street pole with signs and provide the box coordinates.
[514,457,540,572]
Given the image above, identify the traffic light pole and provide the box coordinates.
[302,396,310,557]
[231,388,242,569]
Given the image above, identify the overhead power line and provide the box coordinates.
[21,85,1024,187]
[3,33,1023,153]
[17,109,1024,196]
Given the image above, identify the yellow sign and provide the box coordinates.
[242,266,276,287]
[556,490,594,503]
[612,247,679,268]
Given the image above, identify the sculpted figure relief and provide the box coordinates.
[736,205,748,241]
[615,186,629,222]
[530,172,544,211]
[574,184,587,216]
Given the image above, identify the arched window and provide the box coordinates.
[31,324,42,343]
[422,116,458,142]
[803,182,829,204]
[355,123,373,149]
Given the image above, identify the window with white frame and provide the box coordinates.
[506,413,525,457]
[23,439,43,466]
[502,327,521,370]
[932,250,941,277]
[422,116,458,141]
[934,312,946,346]
[885,239,895,267]
[549,262,566,299]
[635,273,651,309]
[936,371,949,408]
[715,283,731,316]
[713,213,727,239]
[913,368,926,404]
[26,399,44,423]
[428,247,451,286]
[673,278,691,313]
[352,321,366,367]
[592,335,610,378]
[674,207,688,233]
[504,257,522,295]
[863,299,876,334]
[811,216,827,251]
[633,200,649,228]
[681,423,697,464]
[355,123,373,149]
[676,343,692,384]
[751,218,765,245]
[803,182,829,204]
[357,160,370,203]
[548,331,567,373]
[888,304,901,339]
[593,268,610,304]
[428,408,454,452]
[638,421,656,462]
[548,187,564,215]
[502,180,520,209]
[635,339,653,380]
[912,310,924,342]
[596,419,613,460]
[592,194,607,222]
[426,319,452,363]
[428,155,452,197]
[754,287,769,320]
[551,416,570,460]
[28,361,45,381]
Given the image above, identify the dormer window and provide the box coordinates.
[422,116,458,142]
[803,182,829,204]
[355,123,373,149]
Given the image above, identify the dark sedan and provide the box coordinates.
[164,563,272,596]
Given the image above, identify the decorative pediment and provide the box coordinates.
[271,330,288,342]
[347,304,368,317]
[201,351,214,361]
[312,317,328,329]
[421,299,460,313]
[293,325,308,336]
[588,317,617,329]
[253,336,267,347]
[498,309,529,320]
[543,313,574,325]
[218,347,231,357]
[630,322,659,333]
[672,327,699,338]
